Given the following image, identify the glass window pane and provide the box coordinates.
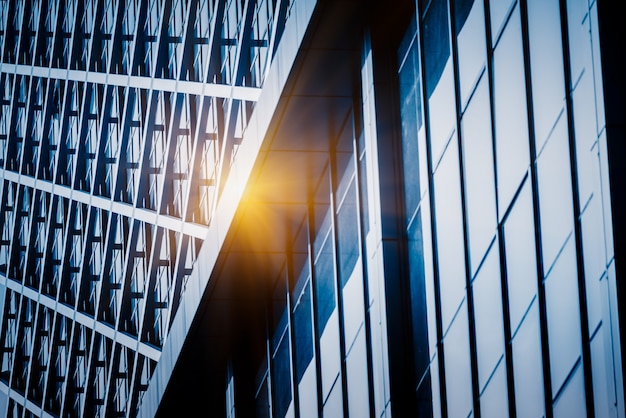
[443,302,473,418]
[544,238,582,396]
[553,364,587,418]
[272,333,293,418]
[337,179,359,287]
[423,0,450,97]
[472,244,504,391]
[489,0,514,42]
[504,179,538,332]
[527,0,566,149]
[315,234,336,335]
[493,6,530,213]
[479,360,508,418]
[293,281,313,383]
[537,115,574,269]
[462,78,496,274]
[434,139,466,330]
[456,0,487,106]
[512,301,545,418]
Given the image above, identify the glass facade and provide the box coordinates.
[0,0,624,417]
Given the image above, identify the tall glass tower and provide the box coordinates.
[0,0,624,417]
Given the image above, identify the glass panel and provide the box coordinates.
[456,0,487,106]
[434,139,466,330]
[479,360,508,418]
[315,234,336,335]
[443,302,473,418]
[489,0,514,41]
[512,301,545,418]
[400,38,422,222]
[423,0,450,97]
[472,244,504,391]
[293,281,313,383]
[346,330,369,417]
[493,6,530,213]
[553,364,587,418]
[536,115,574,269]
[272,332,293,418]
[544,238,582,396]
[461,78,496,274]
[504,180,538,332]
[527,0,566,150]
[337,179,359,287]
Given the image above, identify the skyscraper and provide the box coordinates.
[0,0,624,417]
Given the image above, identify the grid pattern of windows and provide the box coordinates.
[399,0,621,416]
[0,0,293,416]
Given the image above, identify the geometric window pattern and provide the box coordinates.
[399,0,622,417]
[0,0,291,416]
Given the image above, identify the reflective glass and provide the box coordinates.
[512,301,545,418]
[443,302,473,418]
[489,0,514,42]
[544,238,582,396]
[504,180,538,332]
[434,139,466,330]
[337,179,359,287]
[472,244,504,391]
[456,0,487,106]
[479,360,508,418]
[461,78,496,274]
[527,0,566,150]
[553,364,587,418]
[293,281,314,383]
[273,332,293,418]
[315,234,336,335]
[493,7,530,213]
[423,0,451,97]
[537,115,574,269]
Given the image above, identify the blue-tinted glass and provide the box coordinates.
[428,62,455,164]
[400,40,422,222]
[315,236,336,335]
[456,0,487,106]
[537,115,574,269]
[544,238,582,396]
[472,244,504,391]
[489,0,514,41]
[504,180,538,332]
[591,329,617,418]
[337,179,359,287]
[581,196,607,331]
[527,0,566,150]
[479,360,508,418]
[493,7,530,213]
[572,71,599,207]
[553,363,587,418]
[461,78,496,274]
[408,212,430,380]
[443,303,473,418]
[272,333,292,418]
[346,330,369,417]
[454,0,475,34]
[423,0,451,97]
[434,139,466,330]
[512,301,545,418]
[293,281,313,383]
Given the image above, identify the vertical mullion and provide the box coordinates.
[446,1,482,416]
[305,199,324,417]
[328,151,350,417]
[557,0,595,415]
[480,0,519,415]
[415,3,448,417]
[516,0,554,416]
